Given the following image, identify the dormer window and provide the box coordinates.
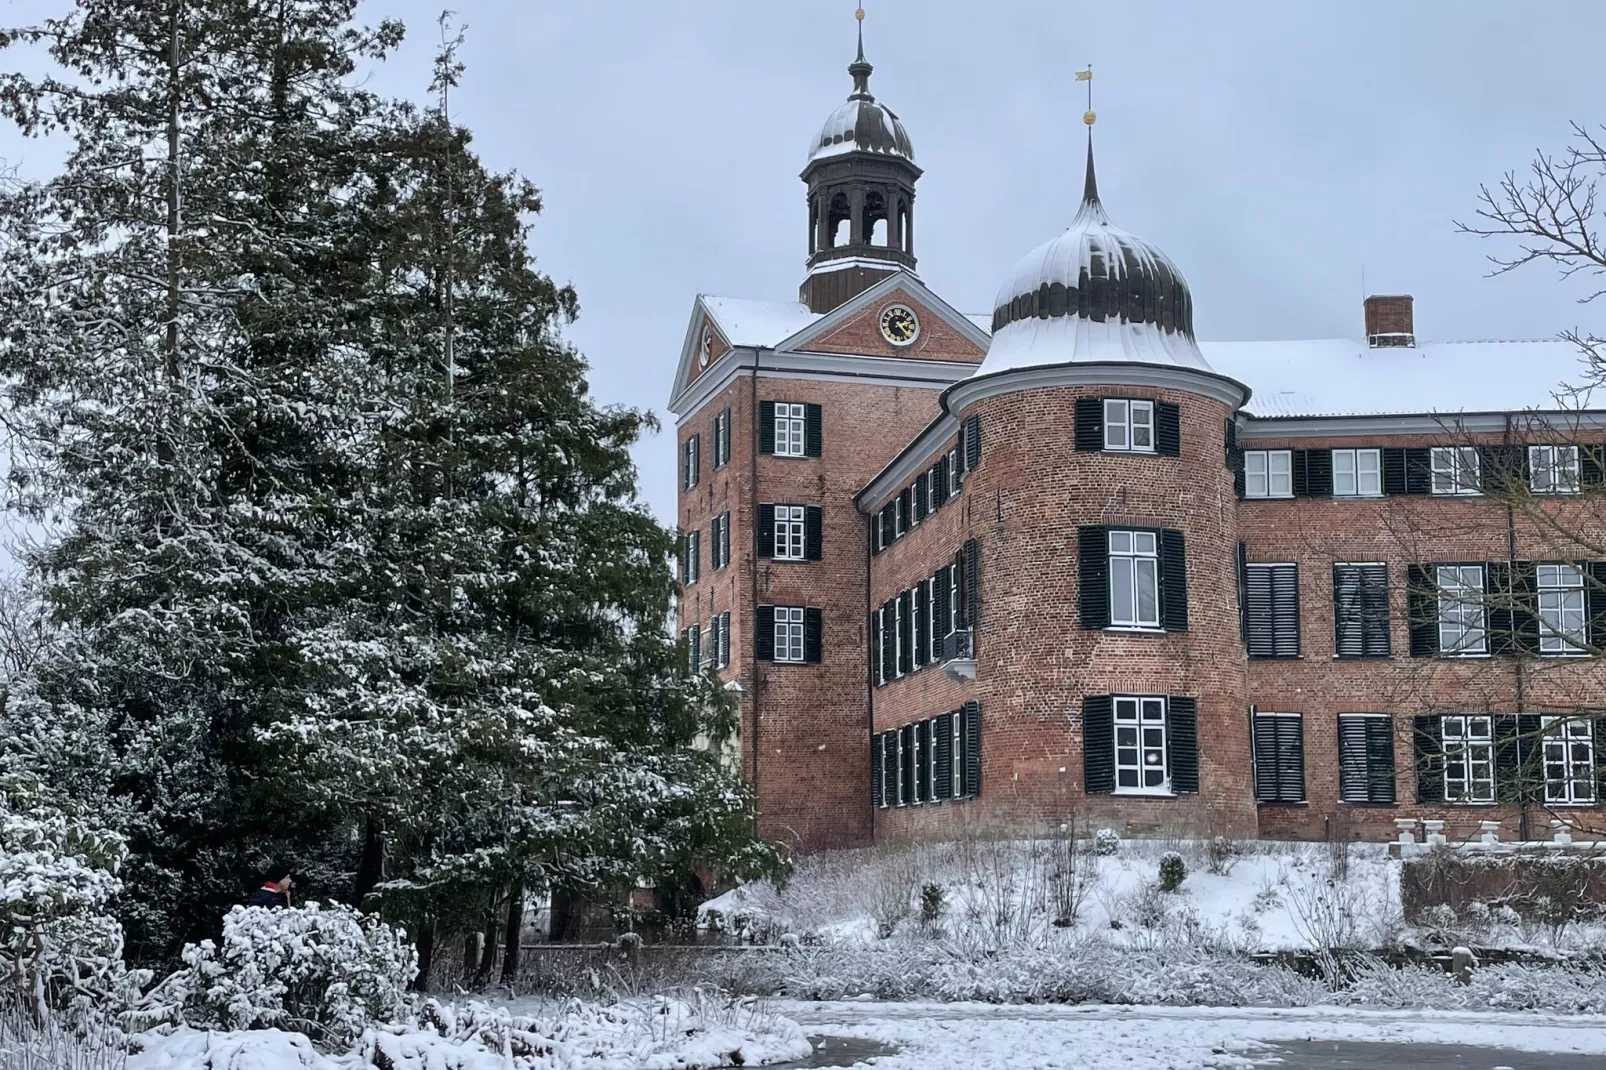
[1103,399,1154,453]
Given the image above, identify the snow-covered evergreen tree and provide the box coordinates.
[0,2,779,971]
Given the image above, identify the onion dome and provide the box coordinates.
[976,140,1208,377]
[805,31,914,166]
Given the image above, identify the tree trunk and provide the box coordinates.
[499,877,523,984]
[412,916,436,992]
[353,815,385,904]
[474,904,498,985]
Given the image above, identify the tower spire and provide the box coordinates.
[848,7,873,99]
[1075,66,1102,211]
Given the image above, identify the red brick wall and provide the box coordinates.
[801,289,985,363]
[677,374,945,852]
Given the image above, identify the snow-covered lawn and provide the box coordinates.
[128,997,811,1070]
[778,1001,1606,1069]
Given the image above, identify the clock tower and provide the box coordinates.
[800,10,921,314]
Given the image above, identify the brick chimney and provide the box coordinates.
[1364,294,1415,348]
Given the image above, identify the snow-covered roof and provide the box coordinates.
[805,46,915,168]
[1202,338,1592,418]
[976,143,1206,378]
[700,296,820,349]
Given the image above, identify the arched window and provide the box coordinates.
[828,191,851,248]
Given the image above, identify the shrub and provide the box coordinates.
[1205,836,1242,876]
[166,902,416,1050]
[0,776,143,1025]
[1158,852,1187,892]
[918,883,946,927]
[1092,828,1121,856]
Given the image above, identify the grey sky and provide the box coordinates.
[8,1,1606,531]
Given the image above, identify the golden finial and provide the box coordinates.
[856,6,865,20]
[1075,65,1095,125]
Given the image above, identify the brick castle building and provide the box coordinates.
[667,35,1606,851]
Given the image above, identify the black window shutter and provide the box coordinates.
[1587,562,1606,647]
[804,607,823,663]
[1493,714,1522,803]
[1160,529,1189,632]
[871,734,884,806]
[880,599,896,679]
[1479,445,1522,495]
[913,473,929,522]
[1078,526,1111,629]
[719,612,730,665]
[1489,561,1539,655]
[1074,397,1104,451]
[1382,447,1408,495]
[1291,450,1309,498]
[916,719,932,802]
[1082,695,1115,794]
[931,565,950,642]
[933,457,950,505]
[1581,445,1605,489]
[897,590,913,674]
[1155,401,1181,456]
[961,699,982,796]
[1363,564,1391,657]
[1236,542,1249,642]
[758,401,775,454]
[934,714,954,798]
[804,403,823,457]
[804,506,823,561]
[1337,717,1368,801]
[755,605,775,661]
[880,505,895,548]
[1277,716,1306,802]
[1404,447,1433,495]
[1365,717,1397,803]
[882,731,898,806]
[756,503,775,558]
[897,489,911,532]
[900,724,915,804]
[871,610,883,683]
[1413,714,1444,803]
[1406,564,1438,656]
[1245,565,1274,657]
[718,407,731,467]
[1223,418,1238,455]
[1595,715,1606,804]
[1333,565,1361,658]
[963,413,982,471]
[1230,448,1246,498]
[1246,563,1300,658]
[1168,696,1200,793]
[913,580,929,665]
[1515,713,1543,804]
[963,538,981,633]
[1304,449,1332,496]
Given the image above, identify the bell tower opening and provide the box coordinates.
[799,10,922,314]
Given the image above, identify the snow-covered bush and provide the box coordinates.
[1092,828,1121,856]
[164,902,415,1050]
[1158,852,1187,892]
[0,776,142,1023]
[1205,835,1242,876]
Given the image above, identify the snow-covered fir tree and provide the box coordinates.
[0,1,780,972]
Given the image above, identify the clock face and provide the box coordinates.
[879,304,920,346]
[700,327,713,367]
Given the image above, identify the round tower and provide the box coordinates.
[799,10,921,313]
[944,134,1258,836]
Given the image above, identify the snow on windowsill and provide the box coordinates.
[1111,788,1176,798]
[1104,626,1167,635]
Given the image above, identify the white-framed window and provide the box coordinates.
[927,470,941,514]
[683,624,700,672]
[774,402,806,458]
[681,435,700,491]
[947,446,962,495]
[773,606,805,663]
[714,610,730,669]
[1542,716,1597,805]
[1430,446,1481,496]
[1538,563,1587,655]
[892,596,904,678]
[1114,695,1169,794]
[711,512,730,571]
[1103,399,1155,453]
[774,505,805,561]
[1529,445,1580,495]
[1441,714,1495,803]
[872,608,885,685]
[1332,448,1382,497]
[1108,529,1160,628]
[712,409,730,469]
[947,563,961,636]
[1244,450,1293,499]
[1436,565,1487,655]
[927,579,941,665]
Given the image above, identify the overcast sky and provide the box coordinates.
[8,0,1606,530]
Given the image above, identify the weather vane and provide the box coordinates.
[1076,64,1095,125]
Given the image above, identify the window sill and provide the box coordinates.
[1429,492,1483,498]
[1337,799,1398,808]
[1544,800,1599,808]
[1243,494,1296,501]
[1248,654,1304,660]
[1112,788,1177,798]
[1333,493,1385,501]
[1434,652,1492,659]
[1333,654,1393,661]
[1104,447,1158,456]
[1104,626,1168,635]
[1256,799,1309,807]
[1538,650,1591,658]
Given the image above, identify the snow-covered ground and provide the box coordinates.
[128,997,811,1070]
[702,836,1606,956]
[777,1001,1606,1069]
